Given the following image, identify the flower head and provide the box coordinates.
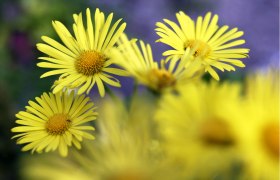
[19,96,183,180]
[11,91,97,157]
[111,34,201,92]
[156,12,249,80]
[37,8,127,97]
[155,81,243,178]
[231,70,279,179]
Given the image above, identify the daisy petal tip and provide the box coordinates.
[40,74,46,79]
[52,88,60,94]
[60,152,68,157]
[206,12,212,16]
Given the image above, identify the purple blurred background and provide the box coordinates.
[0,0,278,179]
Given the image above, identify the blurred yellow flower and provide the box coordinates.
[231,70,279,180]
[111,34,202,92]
[86,96,183,180]
[155,81,243,178]
[37,8,127,97]
[19,96,183,180]
[20,154,93,180]
[11,91,97,157]
[156,12,249,80]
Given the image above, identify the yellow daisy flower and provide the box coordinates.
[19,96,183,180]
[156,12,249,80]
[11,91,97,157]
[155,81,243,179]
[37,8,127,97]
[231,71,279,180]
[111,34,202,92]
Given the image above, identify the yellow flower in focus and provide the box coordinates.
[37,8,127,97]
[156,12,249,80]
[111,34,202,92]
[19,96,183,180]
[232,71,279,180]
[155,81,243,178]
[11,91,97,157]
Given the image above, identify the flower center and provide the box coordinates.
[148,69,176,90]
[262,123,279,158]
[46,113,71,135]
[200,119,234,146]
[75,51,105,76]
[184,40,211,58]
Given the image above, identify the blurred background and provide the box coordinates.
[0,0,278,179]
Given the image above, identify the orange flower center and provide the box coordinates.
[148,69,176,91]
[200,119,234,146]
[262,123,279,158]
[46,113,71,135]
[75,51,105,76]
[184,40,211,58]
